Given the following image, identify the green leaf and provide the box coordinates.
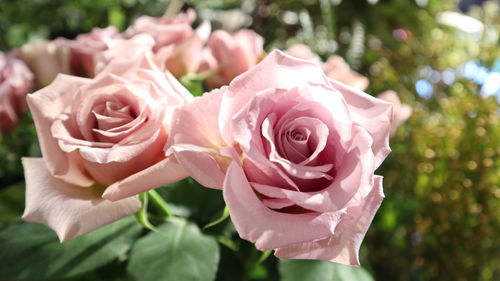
[0,217,141,280]
[279,259,374,281]
[127,218,220,281]
[180,76,204,97]
[158,178,226,226]
[330,263,375,281]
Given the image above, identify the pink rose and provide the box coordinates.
[155,21,211,78]
[168,50,392,265]
[94,34,156,74]
[377,90,412,134]
[23,53,192,242]
[285,43,321,63]
[19,40,71,88]
[65,26,120,77]
[125,9,196,51]
[0,52,34,132]
[204,29,264,89]
[322,56,369,91]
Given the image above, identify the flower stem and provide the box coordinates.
[135,193,158,232]
[147,189,173,217]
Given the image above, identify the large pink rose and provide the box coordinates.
[203,29,264,89]
[23,53,192,242]
[0,52,34,132]
[125,9,196,51]
[167,50,392,265]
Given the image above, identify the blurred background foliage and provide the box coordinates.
[0,0,499,281]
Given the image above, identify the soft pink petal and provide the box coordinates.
[329,79,392,169]
[169,144,228,190]
[223,161,346,251]
[102,156,188,201]
[166,88,229,190]
[81,129,167,185]
[274,176,384,265]
[261,198,296,210]
[27,74,94,186]
[22,158,140,242]
[168,87,226,149]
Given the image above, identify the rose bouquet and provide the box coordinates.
[0,6,414,281]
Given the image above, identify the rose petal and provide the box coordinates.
[168,87,226,149]
[80,129,167,185]
[27,74,94,186]
[22,157,140,242]
[329,79,392,169]
[102,156,188,201]
[274,176,384,265]
[169,144,228,190]
[223,161,346,251]
[261,198,296,210]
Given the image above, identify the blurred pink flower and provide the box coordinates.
[0,52,34,132]
[65,26,120,77]
[19,40,71,88]
[155,20,211,78]
[167,50,393,265]
[94,33,156,74]
[377,90,412,134]
[204,29,264,89]
[285,43,321,63]
[125,9,196,51]
[322,56,369,91]
[23,52,192,242]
